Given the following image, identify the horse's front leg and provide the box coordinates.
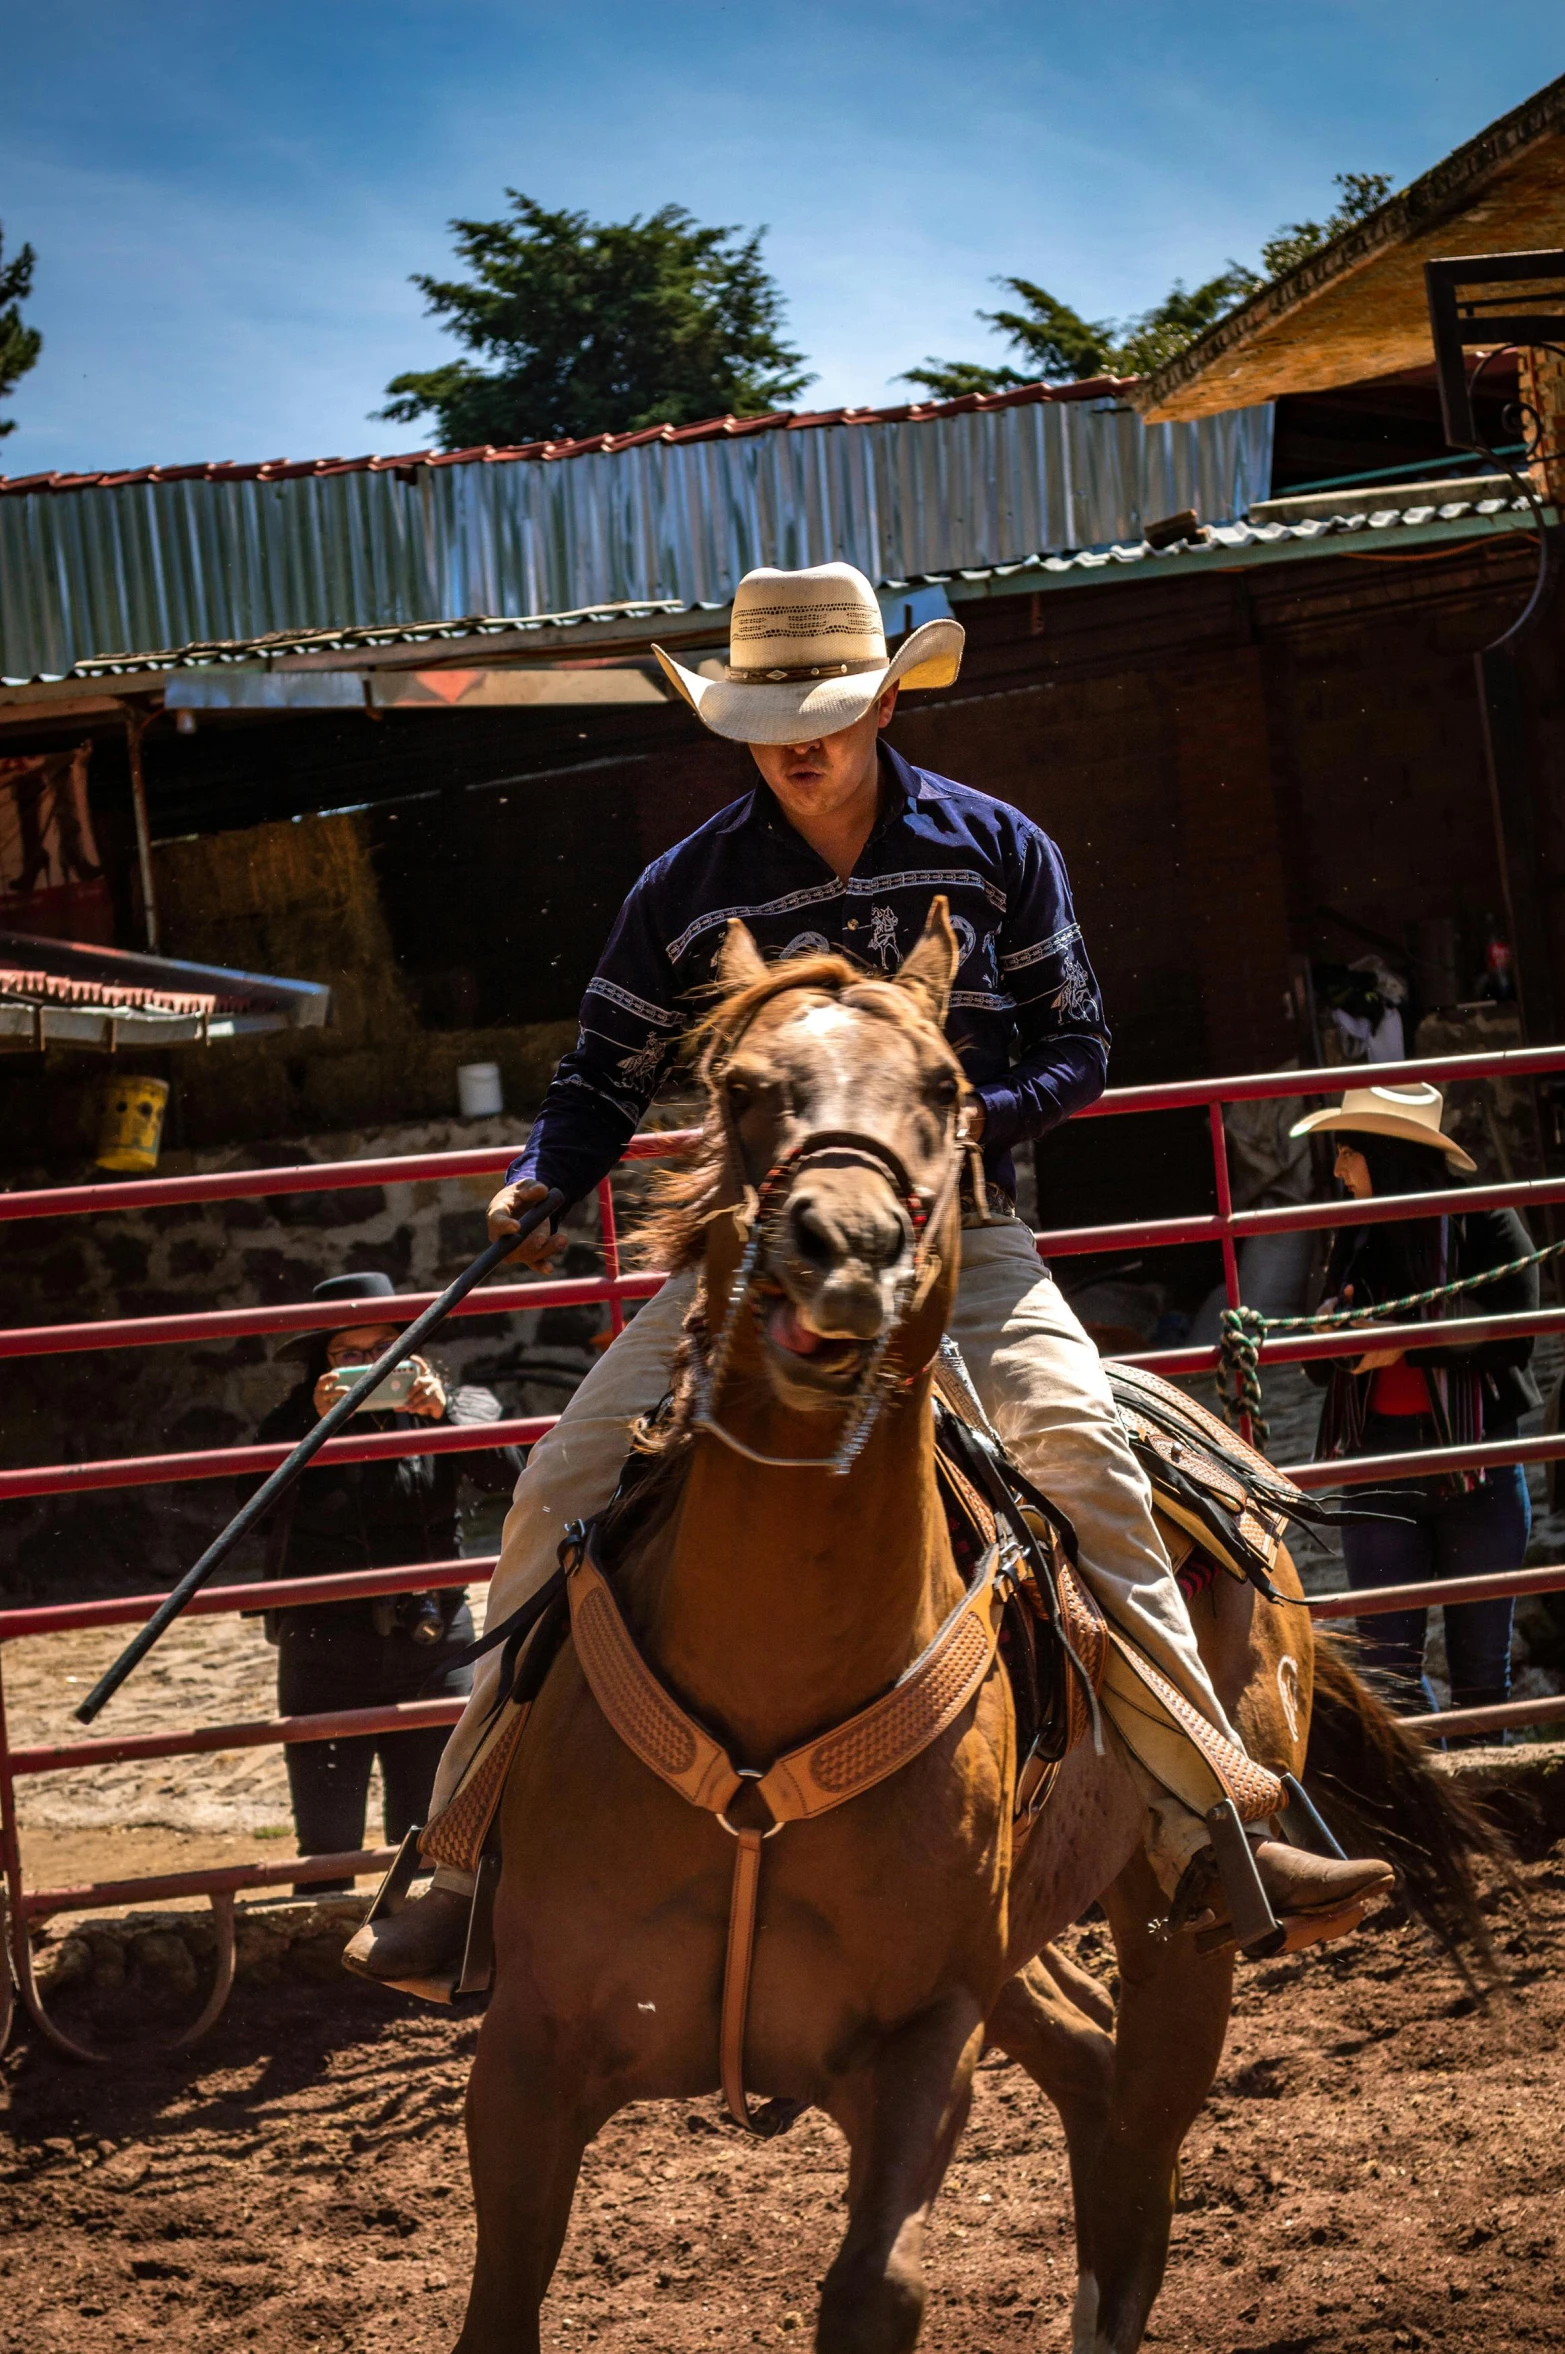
[455,1993,606,2354]
[1071,1853,1235,2354]
[987,1949,1116,2236]
[816,1990,986,2354]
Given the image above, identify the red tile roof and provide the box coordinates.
[0,378,1133,498]
[0,965,223,1016]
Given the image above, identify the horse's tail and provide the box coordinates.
[1303,1634,1518,1983]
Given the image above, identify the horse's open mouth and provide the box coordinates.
[760,1295,871,1386]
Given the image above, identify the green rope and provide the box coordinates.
[1216,1239,1565,1446]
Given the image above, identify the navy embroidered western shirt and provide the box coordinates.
[511,744,1108,1208]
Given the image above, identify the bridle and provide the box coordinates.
[687,1121,964,1476]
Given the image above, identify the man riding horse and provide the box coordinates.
[348,561,1388,1988]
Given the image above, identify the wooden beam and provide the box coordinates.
[1137,75,1565,420]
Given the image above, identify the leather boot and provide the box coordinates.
[342,1884,471,1984]
[1171,1839,1395,1956]
[1253,1841,1394,1923]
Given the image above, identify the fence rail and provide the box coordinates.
[4,1041,1565,2061]
[0,1273,667,1361]
[0,1416,557,1503]
[0,1121,686,1225]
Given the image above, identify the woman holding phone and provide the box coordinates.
[1291,1084,1539,1738]
[252,1271,522,1884]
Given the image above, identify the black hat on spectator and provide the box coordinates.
[278,1269,400,1361]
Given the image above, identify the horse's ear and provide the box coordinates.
[892,896,959,1025]
[717,919,768,993]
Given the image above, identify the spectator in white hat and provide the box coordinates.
[1291,1085,1539,1734]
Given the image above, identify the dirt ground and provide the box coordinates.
[1,1582,495,1907]
[2,1862,1562,2354]
[4,1357,1563,2351]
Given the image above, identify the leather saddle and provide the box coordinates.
[391,1345,1332,2021]
[1102,1361,1342,1602]
[925,1388,1107,1816]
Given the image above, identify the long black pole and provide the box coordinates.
[74,1189,565,1725]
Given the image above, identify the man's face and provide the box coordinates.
[746,686,898,822]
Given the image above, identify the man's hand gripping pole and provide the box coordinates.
[74,1189,566,1726]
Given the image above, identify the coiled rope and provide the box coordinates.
[1217,1240,1565,1447]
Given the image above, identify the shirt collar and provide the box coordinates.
[873,742,921,836]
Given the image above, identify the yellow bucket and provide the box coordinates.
[95,1076,170,1173]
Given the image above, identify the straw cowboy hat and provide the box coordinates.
[653,562,964,745]
[1289,1082,1477,1174]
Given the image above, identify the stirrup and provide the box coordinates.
[1277,1771,1349,1861]
[1201,1798,1286,1959]
[1242,1775,1369,1957]
[351,1830,499,2008]
[1178,1795,1371,1961]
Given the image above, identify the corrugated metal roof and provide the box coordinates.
[0,384,1273,683]
[65,601,700,677]
[1018,489,1537,580]
[7,485,1532,695]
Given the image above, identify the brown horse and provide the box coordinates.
[455,914,1504,2354]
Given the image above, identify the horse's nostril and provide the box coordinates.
[788,1196,837,1266]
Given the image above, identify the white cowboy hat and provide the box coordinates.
[1289,1082,1477,1174]
[653,562,964,746]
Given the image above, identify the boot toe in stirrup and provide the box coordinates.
[342,1885,471,1993]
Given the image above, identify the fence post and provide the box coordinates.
[1208,1099,1250,1441]
[0,1651,25,2047]
[599,1178,626,1339]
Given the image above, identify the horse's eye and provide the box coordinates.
[725,1076,752,1108]
[928,1072,959,1107]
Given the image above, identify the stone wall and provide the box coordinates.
[0,1108,685,1599]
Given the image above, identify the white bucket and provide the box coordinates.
[456,1061,503,1119]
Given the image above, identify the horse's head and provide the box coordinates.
[697,900,967,1416]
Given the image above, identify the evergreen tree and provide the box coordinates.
[1259,171,1394,280]
[902,170,1393,398]
[380,194,812,447]
[0,225,41,440]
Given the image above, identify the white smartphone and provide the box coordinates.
[331,1360,419,1414]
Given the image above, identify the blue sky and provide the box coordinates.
[3,2,1562,475]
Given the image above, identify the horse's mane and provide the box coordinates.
[633,947,943,1276]
[621,943,955,1473]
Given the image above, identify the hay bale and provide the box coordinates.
[154,811,415,1045]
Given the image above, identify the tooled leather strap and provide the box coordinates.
[1057,1561,1108,1755]
[720,1829,766,2132]
[564,1542,1004,2130]
[566,1545,1004,1828]
[568,1552,744,1817]
[1101,1626,1284,1824]
[755,1565,1004,1822]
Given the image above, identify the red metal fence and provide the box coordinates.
[4,1048,1565,2057]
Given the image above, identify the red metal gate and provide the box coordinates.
[4,1048,1564,2056]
